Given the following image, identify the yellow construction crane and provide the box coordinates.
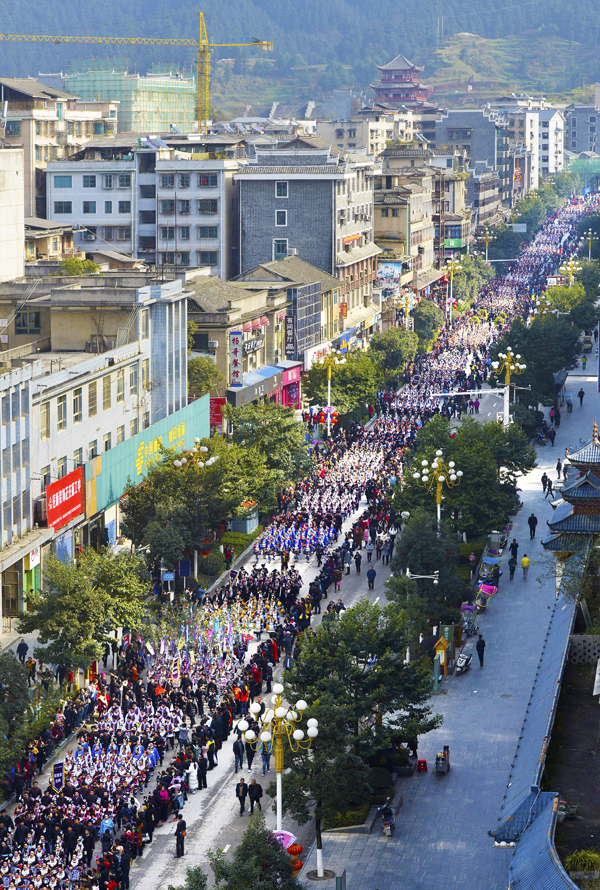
[0,13,273,134]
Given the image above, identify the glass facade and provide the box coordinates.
[290,283,321,358]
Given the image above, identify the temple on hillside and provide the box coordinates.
[542,420,600,554]
[370,55,436,112]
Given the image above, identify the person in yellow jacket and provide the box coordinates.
[521,554,530,580]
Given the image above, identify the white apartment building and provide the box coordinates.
[0,149,25,282]
[316,106,414,157]
[47,142,238,279]
[537,109,564,177]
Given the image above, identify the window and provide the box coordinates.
[129,363,138,396]
[103,174,114,189]
[118,201,131,214]
[179,173,190,188]
[73,387,82,423]
[139,184,155,199]
[83,201,96,214]
[276,210,287,226]
[73,448,83,469]
[180,252,190,266]
[35,146,41,161]
[6,121,20,136]
[11,390,19,418]
[160,174,175,188]
[116,369,125,402]
[83,175,96,188]
[178,199,191,215]
[381,208,389,217]
[22,439,29,468]
[57,395,67,432]
[276,181,288,197]
[141,310,149,340]
[198,225,218,238]
[81,227,97,241]
[103,433,111,452]
[57,457,67,480]
[116,227,131,240]
[40,465,50,492]
[88,381,97,417]
[180,226,190,240]
[160,200,175,214]
[117,425,125,445]
[160,226,175,240]
[54,175,72,188]
[130,418,139,437]
[40,402,50,439]
[391,209,399,217]
[103,375,111,410]
[273,239,288,260]
[15,311,40,334]
[118,173,131,188]
[198,172,217,187]
[142,359,149,390]
[143,412,150,430]
[197,199,218,214]
[198,251,218,265]
[54,201,72,214]
[88,440,97,460]
[102,226,114,240]
[105,201,113,214]
[2,449,9,477]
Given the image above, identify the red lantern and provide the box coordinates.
[318,411,326,424]
[288,844,303,857]
[331,412,339,425]
[292,861,303,871]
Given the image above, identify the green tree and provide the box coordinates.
[304,351,383,417]
[17,549,149,669]
[487,225,524,261]
[369,328,419,381]
[209,814,302,890]
[187,319,198,355]
[168,867,208,890]
[188,355,224,397]
[59,257,99,276]
[225,401,311,485]
[412,298,444,345]
[0,652,29,735]
[320,60,348,91]
[452,254,493,308]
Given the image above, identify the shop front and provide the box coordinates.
[226,367,283,408]
[303,341,331,371]
[337,327,356,354]
[277,361,303,409]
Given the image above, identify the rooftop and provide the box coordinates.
[0,76,75,101]
[185,277,264,313]
[377,55,423,72]
[235,255,340,293]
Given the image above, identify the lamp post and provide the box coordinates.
[445,258,462,325]
[481,226,496,262]
[402,291,413,330]
[559,257,582,286]
[320,352,346,438]
[406,568,439,583]
[238,683,318,834]
[491,347,526,426]
[412,449,463,536]
[580,228,598,263]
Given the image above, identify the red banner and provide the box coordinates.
[210,397,226,426]
[46,466,85,531]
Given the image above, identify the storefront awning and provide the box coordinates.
[415,268,447,292]
[226,366,284,407]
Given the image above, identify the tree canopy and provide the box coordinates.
[368,328,419,381]
[413,298,444,345]
[17,549,149,669]
[304,351,383,417]
[188,355,224,398]
[209,815,302,890]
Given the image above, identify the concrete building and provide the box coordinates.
[47,137,239,278]
[537,109,565,177]
[564,104,599,156]
[236,136,380,335]
[24,218,75,267]
[40,61,194,135]
[316,105,414,157]
[467,161,503,226]
[0,77,118,217]
[428,151,471,261]
[0,148,24,282]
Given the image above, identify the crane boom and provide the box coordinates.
[0,13,273,135]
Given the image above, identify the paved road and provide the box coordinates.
[300,366,597,890]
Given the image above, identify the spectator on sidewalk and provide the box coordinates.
[528,513,538,539]
[549,428,556,446]
[578,388,585,406]
[508,556,517,580]
[236,777,248,815]
[521,554,530,580]
[354,551,362,575]
[509,539,519,560]
[367,566,377,590]
[365,540,374,562]
[249,779,263,814]
[545,478,554,500]
[541,473,548,494]
[476,635,486,667]
[16,640,28,664]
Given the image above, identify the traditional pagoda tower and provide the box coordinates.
[542,420,600,553]
[370,55,436,111]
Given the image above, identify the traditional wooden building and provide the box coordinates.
[370,55,435,112]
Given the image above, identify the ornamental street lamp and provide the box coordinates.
[406,568,439,584]
[412,449,463,536]
[445,258,462,325]
[173,439,218,470]
[480,226,496,263]
[238,683,318,834]
[491,347,526,426]
[580,228,599,263]
[320,352,346,437]
[559,257,582,286]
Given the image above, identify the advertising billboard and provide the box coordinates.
[46,467,85,531]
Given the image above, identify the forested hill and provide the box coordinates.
[3,0,600,95]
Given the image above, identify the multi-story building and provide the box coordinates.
[467,162,503,226]
[24,218,75,267]
[236,136,380,335]
[537,109,565,177]
[316,105,414,157]
[370,55,435,112]
[428,151,471,261]
[40,61,194,135]
[0,77,118,217]
[0,148,24,282]
[47,139,239,278]
[564,104,599,156]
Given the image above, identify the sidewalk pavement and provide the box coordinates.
[300,369,595,890]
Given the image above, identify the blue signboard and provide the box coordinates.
[339,328,355,354]
[162,572,175,581]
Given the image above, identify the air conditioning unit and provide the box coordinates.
[287,247,298,256]
[208,340,219,348]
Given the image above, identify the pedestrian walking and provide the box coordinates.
[521,554,530,580]
[578,388,585,406]
[556,458,562,480]
[367,566,376,590]
[476,634,486,668]
[16,639,28,664]
[175,814,186,858]
[365,540,374,562]
[233,737,244,773]
[545,478,554,499]
[549,407,555,425]
[549,428,556,446]
[344,549,352,576]
[563,464,568,480]
[541,472,548,494]
[509,539,519,560]
[354,551,362,575]
[249,779,263,814]
[508,556,517,580]
[528,513,538,539]
[236,777,248,815]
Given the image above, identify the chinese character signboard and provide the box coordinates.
[229,330,243,387]
[46,467,85,531]
[52,762,65,792]
[284,316,296,359]
[210,397,227,426]
[340,302,348,319]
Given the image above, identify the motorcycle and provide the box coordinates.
[455,651,472,675]
[377,799,395,836]
[475,583,498,612]
[536,430,547,446]
[461,616,479,637]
